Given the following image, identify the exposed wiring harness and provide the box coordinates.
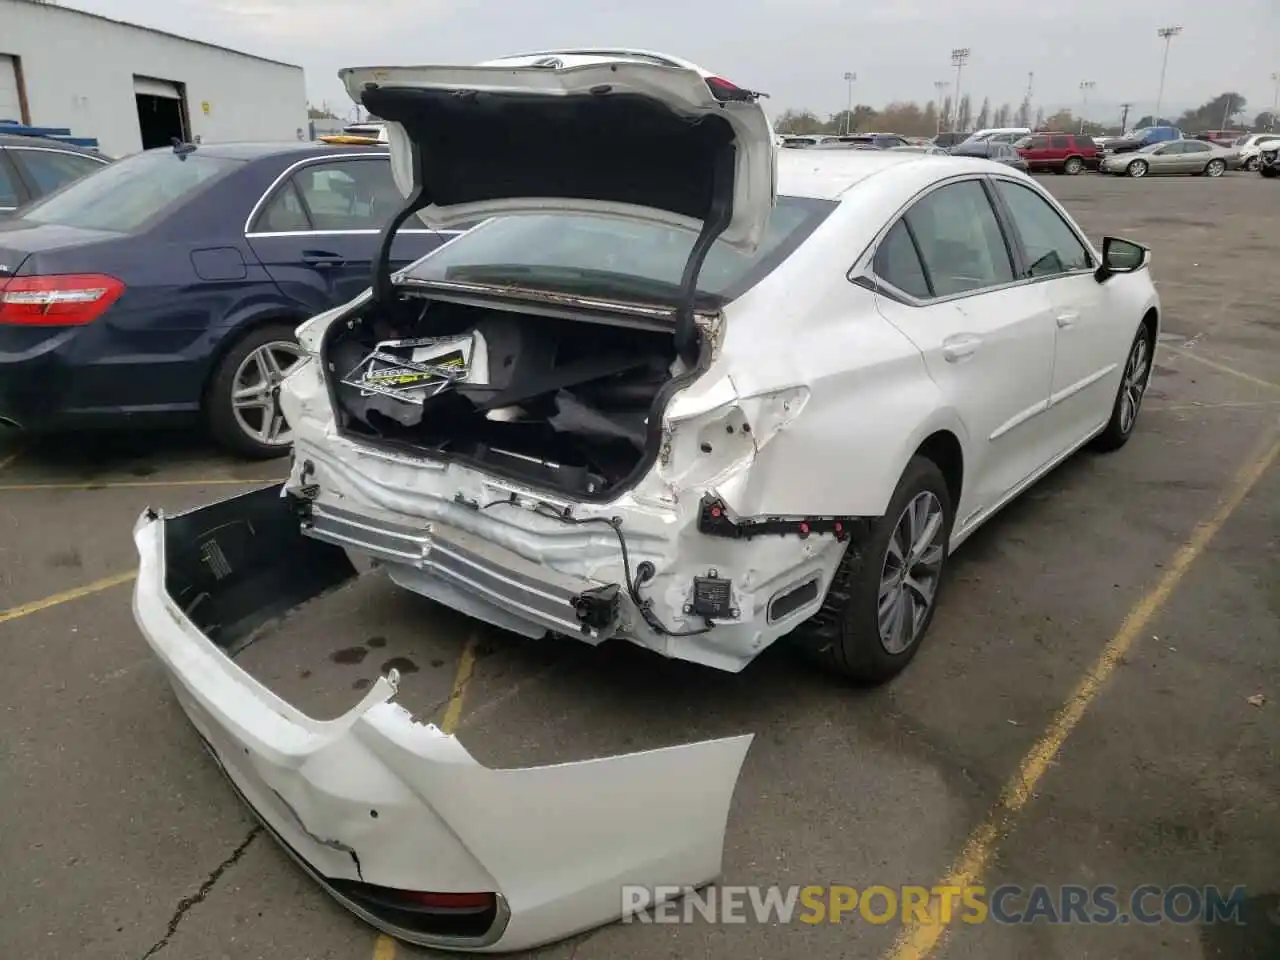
[478,495,715,637]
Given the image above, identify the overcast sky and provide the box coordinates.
[64,0,1280,122]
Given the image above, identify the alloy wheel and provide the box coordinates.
[877,491,946,654]
[1206,160,1225,177]
[1119,332,1151,435]
[230,341,305,447]
[1129,160,1147,178]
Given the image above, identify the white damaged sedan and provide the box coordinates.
[131,50,1160,952]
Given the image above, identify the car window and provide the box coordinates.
[252,179,311,233]
[903,180,1014,297]
[17,150,241,232]
[10,149,106,196]
[1050,135,1071,148]
[1028,136,1049,149]
[405,195,835,303]
[1077,136,1096,148]
[288,158,401,231]
[1182,141,1211,153]
[0,155,19,207]
[1158,142,1184,155]
[872,219,931,299]
[993,180,1091,278]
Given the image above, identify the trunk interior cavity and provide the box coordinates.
[321,293,705,499]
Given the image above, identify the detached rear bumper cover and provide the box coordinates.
[131,484,752,953]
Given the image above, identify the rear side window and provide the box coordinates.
[1028,136,1049,149]
[1076,136,1096,149]
[17,150,241,232]
[873,220,931,299]
[0,154,19,207]
[10,149,106,196]
[903,181,1014,297]
[1050,135,1071,148]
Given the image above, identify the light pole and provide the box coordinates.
[1270,72,1279,131]
[1079,81,1096,134]
[1219,94,1235,131]
[1119,102,1133,133]
[842,71,856,135]
[950,48,970,132]
[933,80,949,136]
[1154,26,1182,127]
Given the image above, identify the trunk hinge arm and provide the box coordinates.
[371,158,434,306]
[674,143,736,367]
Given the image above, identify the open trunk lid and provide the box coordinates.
[338,52,776,253]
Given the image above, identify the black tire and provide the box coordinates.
[205,321,305,460]
[1127,159,1149,178]
[794,456,954,684]
[1093,321,1154,453]
[1064,156,1084,175]
[1204,159,1225,178]
[1261,167,1278,179]
[1244,157,1260,172]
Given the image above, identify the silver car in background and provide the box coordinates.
[1100,138,1235,178]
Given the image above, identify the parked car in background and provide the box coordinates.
[835,133,910,148]
[949,139,1029,172]
[1015,132,1099,174]
[890,144,949,156]
[1259,143,1280,178]
[1193,130,1245,146]
[0,133,110,217]
[1100,138,1234,178]
[0,141,458,458]
[1099,125,1182,156]
[963,127,1031,144]
[932,131,967,149]
[780,134,832,149]
[1235,133,1280,171]
[317,120,389,145]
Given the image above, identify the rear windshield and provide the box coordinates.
[18,150,242,232]
[404,196,835,304]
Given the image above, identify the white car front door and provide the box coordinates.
[989,177,1123,455]
[868,177,1059,530]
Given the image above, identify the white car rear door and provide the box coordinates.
[867,177,1059,530]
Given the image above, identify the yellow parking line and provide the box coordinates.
[0,477,283,492]
[884,430,1280,960]
[440,630,480,735]
[369,631,481,959]
[0,570,138,626]
[1161,345,1280,393]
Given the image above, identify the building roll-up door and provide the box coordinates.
[0,55,23,124]
[133,76,182,100]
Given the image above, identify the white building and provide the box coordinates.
[0,0,308,157]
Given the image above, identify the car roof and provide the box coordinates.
[168,141,390,161]
[778,149,1005,202]
[0,133,104,155]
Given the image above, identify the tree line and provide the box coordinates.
[775,92,1276,138]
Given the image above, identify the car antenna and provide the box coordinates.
[171,138,197,160]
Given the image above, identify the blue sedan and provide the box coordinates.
[0,141,455,457]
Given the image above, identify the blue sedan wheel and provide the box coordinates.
[206,323,305,459]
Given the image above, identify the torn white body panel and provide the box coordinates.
[131,494,753,952]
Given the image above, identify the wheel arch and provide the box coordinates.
[200,308,309,407]
[913,429,965,513]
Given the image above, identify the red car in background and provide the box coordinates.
[1015,132,1100,174]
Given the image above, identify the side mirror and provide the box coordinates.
[1095,236,1148,283]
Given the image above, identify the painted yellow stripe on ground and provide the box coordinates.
[440,630,480,735]
[0,570,138,626]
[884,429,1280,960]
[372,934,397,960]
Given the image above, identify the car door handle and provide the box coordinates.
[1056,312,1080,328]
[942,334,983,362]
[302,250,345,268]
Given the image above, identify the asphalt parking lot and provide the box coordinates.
[2,170,1277,960]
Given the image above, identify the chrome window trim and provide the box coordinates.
[5,145,109,164]
[242,151,392,236]
[849,172,1100,307]
[245,228,464,239]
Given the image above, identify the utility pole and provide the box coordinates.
[1022,71,1034,127]
[1154,26,1182,127]
[842,71,856,135]
[1079,81,1096,134]
[1271,73,1280,131]
[933,80,949,136]
[950,48,970,132]
[1119,102,1133,133]
[1220,94,1235,131]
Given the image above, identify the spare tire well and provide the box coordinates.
[914,431,963,510]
